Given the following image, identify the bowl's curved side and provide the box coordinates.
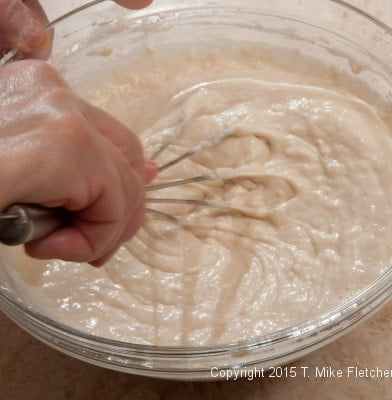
[0,0,391,379]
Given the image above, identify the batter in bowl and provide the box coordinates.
[2,44,392,345]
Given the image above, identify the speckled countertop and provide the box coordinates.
[0,1,391,399]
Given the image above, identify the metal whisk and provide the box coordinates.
[0,1,253,244]
[0,118,269,245]
[144,123,234,223]
[143,119,271,224]
[0,122,232,245]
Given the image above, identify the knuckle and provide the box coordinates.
[0,60,61,94]
[25,58,50,73]
[44,86,75,105]
[1,59,37,77]
[55,113,92,146]
[38,89,92,147]
[22,60,65,87]
[31,59,53,74]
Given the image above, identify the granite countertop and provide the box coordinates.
[0,1,391,399]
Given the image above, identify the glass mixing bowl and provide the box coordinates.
[0,0,391,380]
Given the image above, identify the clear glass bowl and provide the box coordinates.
[0,0,391,380]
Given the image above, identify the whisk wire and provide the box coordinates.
[146,126,240,222]
[149,116,189,160]
[145,208,179,223]
[158,129,233,172]
[146,198,213,207]
[145,172,218,192]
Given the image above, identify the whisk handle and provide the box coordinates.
[0,204,70,246]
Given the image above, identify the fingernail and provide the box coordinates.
[20,18,49,52]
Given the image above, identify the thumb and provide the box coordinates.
[0,0,49,53]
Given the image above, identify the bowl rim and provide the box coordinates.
[0,0,391,361]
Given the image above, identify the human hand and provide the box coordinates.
[0,0,50,60]
[0,0,154,61]
[0,60,157,266]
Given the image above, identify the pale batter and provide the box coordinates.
[1,44,392,345]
